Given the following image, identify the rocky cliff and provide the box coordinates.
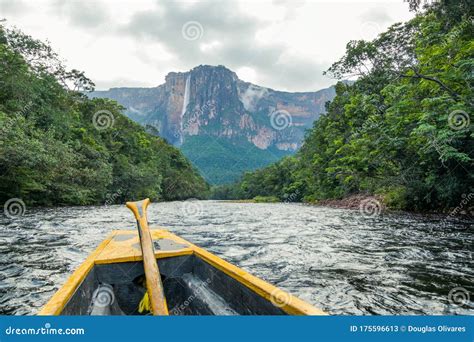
[91,65,336,183]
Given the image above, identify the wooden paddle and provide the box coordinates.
[126,198,169,315]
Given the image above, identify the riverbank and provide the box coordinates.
[218,193,472,218]
[220,194,385,208]
[311,194,386,210]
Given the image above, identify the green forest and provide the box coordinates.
[181,135,290,185]
[1,0,472,212]
[0,26,208,206]
[213,0,473,212]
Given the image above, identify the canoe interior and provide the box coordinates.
[61,254,287,315]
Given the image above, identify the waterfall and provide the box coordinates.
[180,75,191,144]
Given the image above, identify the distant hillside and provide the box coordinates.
[91,65,337,184]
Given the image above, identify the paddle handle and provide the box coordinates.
[126,199,168,315]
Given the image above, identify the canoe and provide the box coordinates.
[39,229,326,316]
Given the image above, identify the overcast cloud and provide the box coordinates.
[0,0,414,91]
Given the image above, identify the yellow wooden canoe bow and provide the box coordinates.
[39,202,327,316]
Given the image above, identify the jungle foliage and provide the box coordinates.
[213,1,473,211]
[0,26,208,206]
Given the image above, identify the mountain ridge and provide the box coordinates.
[91,65,337,183]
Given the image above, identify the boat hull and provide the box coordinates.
[39,229,326,316]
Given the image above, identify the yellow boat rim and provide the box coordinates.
[39,229,327,316]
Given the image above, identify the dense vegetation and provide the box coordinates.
[0,26,208,206]
[181,136,290,184]
[213,0,473,212]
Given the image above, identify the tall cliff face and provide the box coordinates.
[91,65,336,184]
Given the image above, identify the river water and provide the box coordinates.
[0,201,472,315]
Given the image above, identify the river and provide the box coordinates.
[0,201,472,315]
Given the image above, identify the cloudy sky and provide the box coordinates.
[1,0,414,92]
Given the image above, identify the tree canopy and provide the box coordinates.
[0,26,208,206]
[214,1,473,212]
